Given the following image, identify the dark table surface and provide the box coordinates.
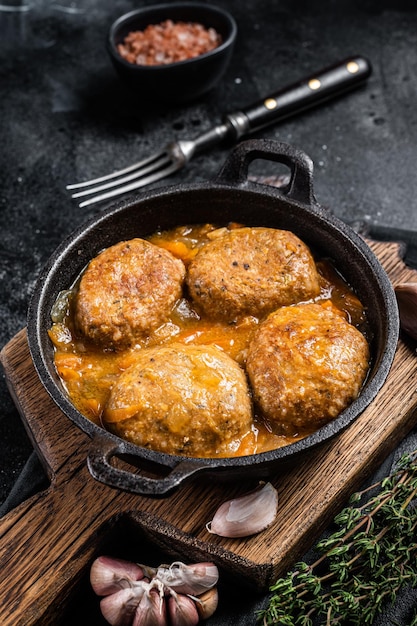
[1,0,417,624]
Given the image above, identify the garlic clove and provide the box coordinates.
[206,481,278,538]
[90,555,145,596]
[167,592,199,626]
[100,587,144,626]
[156,561,219,595]
[132,588,167,626]
[194,587,219,620]
[395,283,417,340]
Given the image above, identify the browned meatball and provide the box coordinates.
[75,238,186,349]
[246,302,370,436]
[186,227,320,321]
[103,343,253,457]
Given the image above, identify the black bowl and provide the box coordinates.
[107,2,237,103]
[27,140,399,497]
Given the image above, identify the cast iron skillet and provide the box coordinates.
[27,140,399,497]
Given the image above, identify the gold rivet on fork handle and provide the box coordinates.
[308,78,321,90]
[347,60,360,73]
[264,98,278,110]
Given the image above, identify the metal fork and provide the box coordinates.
[67,56,371,208]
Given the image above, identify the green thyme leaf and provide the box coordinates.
[258,449,417,625]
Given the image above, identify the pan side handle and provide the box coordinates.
[214,138,315,206]
[87,435,211,497]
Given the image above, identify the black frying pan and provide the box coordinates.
[27,140,399,496]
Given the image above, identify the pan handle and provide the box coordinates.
[87,435,210,497]
[214,139,315,205]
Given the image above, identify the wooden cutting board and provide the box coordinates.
[1,240,417,626]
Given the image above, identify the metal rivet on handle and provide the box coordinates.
[347,60,360,73]
[308,78,321,90]
[264,98,278,110]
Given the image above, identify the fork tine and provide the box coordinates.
[77,159,182,208]
[66,148,168,190]
[70,151,172,199]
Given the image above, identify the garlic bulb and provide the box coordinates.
[395,283,417,340]
[206,481,278,538]
[90,556,219,625]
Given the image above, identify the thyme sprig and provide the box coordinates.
[259,449,417,625]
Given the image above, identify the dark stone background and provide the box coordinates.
[1,0,416,623]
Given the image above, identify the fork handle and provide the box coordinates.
[224,56,372,139]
